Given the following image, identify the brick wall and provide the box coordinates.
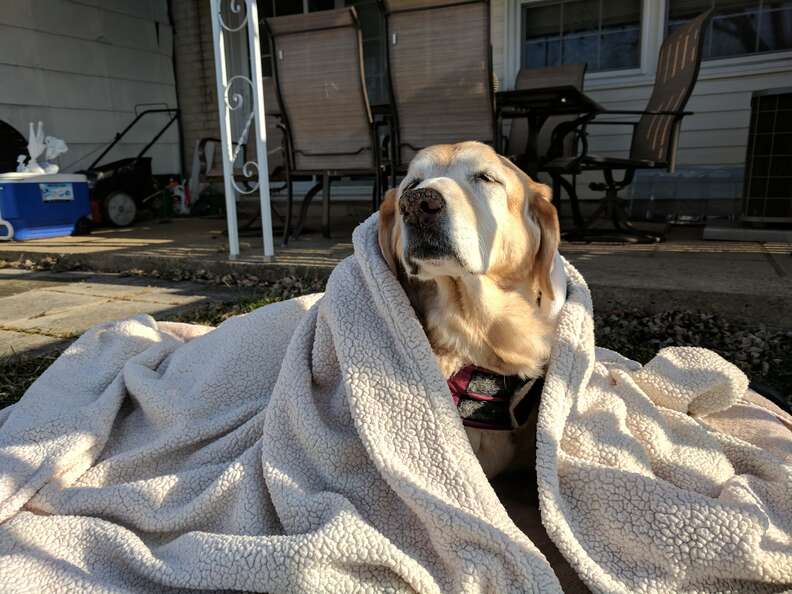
[171,0,219,178]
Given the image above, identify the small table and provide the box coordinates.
[496,85,603,177]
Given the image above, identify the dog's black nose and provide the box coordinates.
[399,187,445,226]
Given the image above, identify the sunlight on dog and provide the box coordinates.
[378,141,561,381]
[377,141,565,477]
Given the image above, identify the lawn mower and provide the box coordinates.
[80,107,179,227]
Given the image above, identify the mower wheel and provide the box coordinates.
[104,191,137,227]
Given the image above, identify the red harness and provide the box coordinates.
[447,365,544,430]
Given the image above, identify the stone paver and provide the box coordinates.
[0,329,65,357]
[0,268,93,298]
[7,298,201,337]
[0,291,100,326]
[0,269,247,358]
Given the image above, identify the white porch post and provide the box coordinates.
[210,0,274,260]
[246,1,275,258]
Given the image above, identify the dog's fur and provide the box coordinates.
[377,142,561,477]
[378,141,561,382]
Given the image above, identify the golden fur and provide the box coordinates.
[378,141,560,380]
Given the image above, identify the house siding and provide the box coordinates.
[0,0,180,174]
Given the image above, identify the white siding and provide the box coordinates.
[0,0,179,174]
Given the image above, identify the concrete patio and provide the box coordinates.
[0,266,255,358]
[1,216,791,360]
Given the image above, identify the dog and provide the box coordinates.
[377,141,566,478]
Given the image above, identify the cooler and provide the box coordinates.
[0,173,91,240]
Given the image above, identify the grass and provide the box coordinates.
[1,351,62,410]
[2,292,791,411]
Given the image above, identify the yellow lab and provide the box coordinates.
[378,141,567,478]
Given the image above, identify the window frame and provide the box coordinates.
[516,0,646,75]
[503,0,792,91]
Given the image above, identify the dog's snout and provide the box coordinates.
[400,187,445,226]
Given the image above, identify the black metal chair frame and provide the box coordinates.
[546,109,692,242]
[264,10,388,244]
[544,9,713,243]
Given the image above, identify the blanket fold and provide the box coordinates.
[1,214,790,593]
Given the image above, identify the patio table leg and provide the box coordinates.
[282,178,293,246]
[322,172,331,239]
[292,180,323,240]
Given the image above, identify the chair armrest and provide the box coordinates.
[598,109,693,117]
[585,120,640,129]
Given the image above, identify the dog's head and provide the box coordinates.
[378,141,559,298]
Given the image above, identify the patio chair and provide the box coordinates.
[544,9,713,243]
[379,0,496,180]
[506,64,587,164]
[265,8,384,240]
[506,64,587,222]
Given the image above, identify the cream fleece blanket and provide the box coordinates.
[1,215,790,593]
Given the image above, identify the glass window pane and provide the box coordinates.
[668,0,712,20]
[524,3,563,39]
[521,1,640,73]
[523,39,562,68]
[561,0,599,68]
[274,0,302,16]
[709,8,759,58]
[600,27,641,69]
[598,0,641,70]
[562,33,598,68]
[308,0,335,10]
[522,3,562,69]
[563,0,599,35]
[758,3,792,52]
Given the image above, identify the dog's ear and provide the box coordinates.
[528,186,560,302]
[498,156,559,300]
[377,188,399,274]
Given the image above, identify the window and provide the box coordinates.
[667,1,792,60]
[521,0,642,72]
[743,91,792,221]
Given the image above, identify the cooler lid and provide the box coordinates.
[0,173,88,183]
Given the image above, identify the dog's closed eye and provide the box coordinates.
[473,171,499,185]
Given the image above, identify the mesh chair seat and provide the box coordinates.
[267,8,375,172]
[265,8,383,243]
[383,0,495,168]
[508,64,587,162]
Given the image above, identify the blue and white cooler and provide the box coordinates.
[0,173,91,241]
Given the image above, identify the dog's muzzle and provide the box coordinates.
[399,186,455,268]
[399,188,445,228]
